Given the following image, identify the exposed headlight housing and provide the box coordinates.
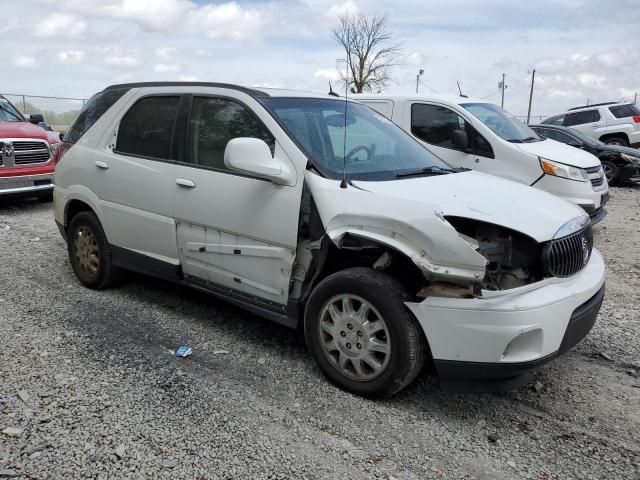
[539,157,589,182]
[553,214,590,239]
[620,153,640,165]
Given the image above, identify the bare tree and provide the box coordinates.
[331,12,401,93]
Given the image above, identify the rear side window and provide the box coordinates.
[542,114,565,126]
[564,109,600,126]
[65,88,129,144]
[534,128,576,144]
[116,96,179,160]
[609,104,640,118]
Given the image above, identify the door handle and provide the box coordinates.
[95,161,109,170]
[176,178,196,188]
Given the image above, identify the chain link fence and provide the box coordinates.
[0,93,87,133]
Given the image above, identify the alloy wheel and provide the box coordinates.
[73,225,100,280]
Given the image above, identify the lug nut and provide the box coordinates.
[346,343,352,349]
[340,331,346,337]
[347,323,353,330]
[356,343,361,349]
[357,331,362,337]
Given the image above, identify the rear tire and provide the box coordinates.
[601,160,620,186]
[603,136,628,147]
[67,211,121,289]
[304,267,426,397]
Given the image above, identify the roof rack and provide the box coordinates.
[568,101,620,111]
[103,81,270,98]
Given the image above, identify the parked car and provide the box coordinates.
[0,95,60,201]
[541,102,640,147]
[530,124,640,186]
[355,94,609,223]
[53,82,605,396]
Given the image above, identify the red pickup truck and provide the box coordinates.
[0,95,60,201]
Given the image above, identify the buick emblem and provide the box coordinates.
[581,237,589,266]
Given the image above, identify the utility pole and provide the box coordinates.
[635,92,637,104]
[498,73,507,108]
[416,69,424,94]
[526,69,536,124]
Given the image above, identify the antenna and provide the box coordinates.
[457,81,468,98]
[340,50,350,189]
[328,82,339,97]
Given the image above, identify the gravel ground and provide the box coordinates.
[1,186,639,479]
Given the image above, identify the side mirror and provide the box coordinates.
[451,129,469,150]
[28,113,44,124]
[568,140,583,148]
[224,138,294,185]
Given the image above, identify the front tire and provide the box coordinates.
[67,211,121,289]
[601,160,620,186]
[603,136,628,147]
[304,267,425,397]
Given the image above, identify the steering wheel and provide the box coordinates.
[345,145,371,163]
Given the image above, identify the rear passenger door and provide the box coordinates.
[93,93,181,265]
[173,92,301,308]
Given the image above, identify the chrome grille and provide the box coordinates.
[585,165,605,189]
[13,140,50,165]
[543,224,593,278]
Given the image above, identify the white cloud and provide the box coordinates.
[155,46,177,60]
[102,0,191,31]
[14,55,37,68]
[178,75,198,81]
[577,72,606,88]
[35,13,87,39]
[101,46,139,67]
[154,63,181,73]
[325,1,359,19]
[187,2,265,41]
[314,68,341,81]
[406,52,424,66]
[54,50,85,64]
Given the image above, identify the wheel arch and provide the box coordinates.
[599,132,630,145]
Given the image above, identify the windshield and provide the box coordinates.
[566,127,604,146]
[262,97,452,181]
[462,102,541,143]
[0,97,24,122]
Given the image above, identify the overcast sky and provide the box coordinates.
[5,0,639,117]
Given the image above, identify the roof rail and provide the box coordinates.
[568,101,620,111]
[103,81,270,98]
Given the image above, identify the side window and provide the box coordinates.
[609,104,640,119]
[188,97,275,171]
[411,103,465,148]
[564,109,599,126]
[543,115,565,126]
[116,96,179,160]
[66,88,129,144]
[535,128,575,144]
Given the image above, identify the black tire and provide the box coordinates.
[603,136,628,147]
[67,211,121,289]
[601,160,620,186]
[37,191,54,202]
[304,267,426,397]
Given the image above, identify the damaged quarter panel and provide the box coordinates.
[305,171,488,284]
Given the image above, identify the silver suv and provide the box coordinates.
[542,102,640,147]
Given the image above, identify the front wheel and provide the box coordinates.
[601,160,620,186]
[304,267,426,397]
[603,136,628,147]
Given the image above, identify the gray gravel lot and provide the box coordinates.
[1,186,639,479]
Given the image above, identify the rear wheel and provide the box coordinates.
[603,136,628,147]
[601,160,620,186]
[67,212,121,289]
[304,267,425,397]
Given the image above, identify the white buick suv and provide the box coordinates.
[53,82,605,396]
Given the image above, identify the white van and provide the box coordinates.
[53,83,605,396]
[356,94,609,223]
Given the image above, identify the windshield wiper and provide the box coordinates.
[395,166,456,178]
[0,104,22,121]
[521,136,540,142]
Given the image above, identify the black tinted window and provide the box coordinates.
[609,104,640,118]
[412,103,493,157]
[65,88,129,144]
[188,97,274,171]
[534,128,576,144]
[542,115,565,126]
[564,109,600,126]
[116,96,179,160]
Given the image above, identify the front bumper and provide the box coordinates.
[0,173,54,196]
[533,174,608,224]
[620,163,640,184]
[405,248,606,391]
